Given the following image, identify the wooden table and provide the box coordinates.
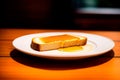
[0,28,120,80]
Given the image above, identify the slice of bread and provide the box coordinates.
[31,34,87,51]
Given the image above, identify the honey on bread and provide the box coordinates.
[31,34,87,51]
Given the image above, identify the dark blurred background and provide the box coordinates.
[2,0,120,30]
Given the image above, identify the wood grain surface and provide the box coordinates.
[0,28,120,80]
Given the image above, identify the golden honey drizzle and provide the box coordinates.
[58,44,93,52]
[59,46,83,52]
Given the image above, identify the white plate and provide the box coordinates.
[12,32,115,60]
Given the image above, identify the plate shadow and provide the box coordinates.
[10,49,114,70]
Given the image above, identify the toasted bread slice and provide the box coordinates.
[31,34,87,51]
